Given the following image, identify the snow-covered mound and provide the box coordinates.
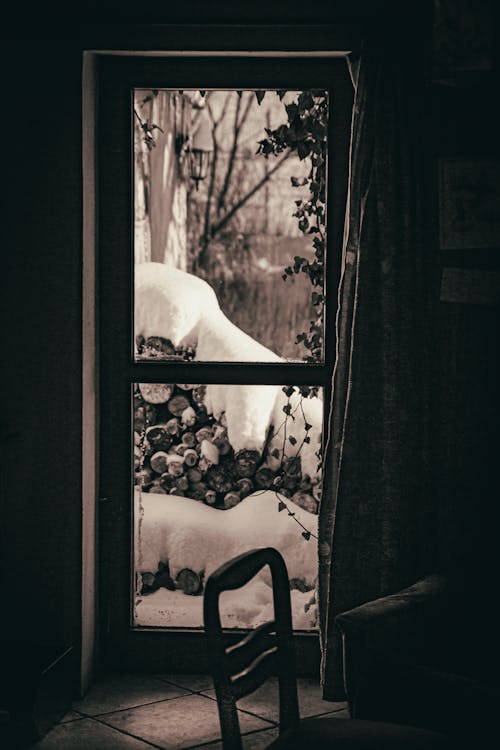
[203,382,279,453]
[136,490,318,587]
[135,261,281,364]
[135,262,220,347]
[134,580,317,630]
[135,263,285,452]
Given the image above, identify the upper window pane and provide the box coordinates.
[133,88,327,363]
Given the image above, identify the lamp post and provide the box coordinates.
[188,110,213,189]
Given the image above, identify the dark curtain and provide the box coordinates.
[318,37,441,699]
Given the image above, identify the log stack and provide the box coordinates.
[133,337,320,514]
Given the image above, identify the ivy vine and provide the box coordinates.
[257,90,327,362]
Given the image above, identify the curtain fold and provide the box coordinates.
[319,37,441,699]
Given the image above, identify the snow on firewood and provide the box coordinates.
[135,262,281,367]
[204,382,280,454]
[195,308,280,363]
[135,489,317,588]
[135,262,283,453]
[135,263,322,471]
[198,309,281,452]
[135,262,220,347]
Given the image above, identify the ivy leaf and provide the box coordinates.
[277,89,287,100]
[288,436,297,446]
[282,404,292,416]
[199,90,206,97]
[282,385,295,397]
[302,530,311,541]
[304,422,312,431]
[278,501,286,512]
[303,436,311,444]
[297,140,312,160]
[271,448,281,459]
[299,92,314,110]
[255,90,266,105]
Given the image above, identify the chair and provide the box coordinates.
[204,548,450,749]
[335,575,499,746]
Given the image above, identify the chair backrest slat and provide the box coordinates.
[204,548,300,750]
[225,620,276,676]
[231,646,278,701]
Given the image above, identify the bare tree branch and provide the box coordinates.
[197,92,232,271]
[217,92,254,216]
[210,149,292,239]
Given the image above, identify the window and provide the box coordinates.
[99,56,352,670]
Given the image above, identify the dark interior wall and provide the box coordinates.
[0,0,497,734]
[429,63,500,572]
[1,43,83,722]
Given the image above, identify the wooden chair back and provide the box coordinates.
[204,547,300,750]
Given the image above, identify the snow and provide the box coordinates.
[135,262,220,348]
[134,490,318,629]
[134,263,323,630]
[135,261,281,364]
[134,262,323,457]
[134,579,317,631]
[205,382,280,453]
[135,490,318,586]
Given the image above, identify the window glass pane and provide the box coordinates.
[134,89,327,363]
[133,382,322,630]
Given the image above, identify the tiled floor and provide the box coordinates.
[32,673,349,749]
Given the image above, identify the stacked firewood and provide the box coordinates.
[140,560,314,598]
[134,380,317,512]
[134,381,319,520]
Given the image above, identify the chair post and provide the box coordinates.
[269,549,300,732]
[204,577,244,750]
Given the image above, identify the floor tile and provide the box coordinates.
[100,692,272,749]
[202,677,347,722]
[57,710,85,724]
[32,717,155,749]
[72,673,190,716]
[156,674,214,692]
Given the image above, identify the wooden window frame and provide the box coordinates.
[98,54,353,674]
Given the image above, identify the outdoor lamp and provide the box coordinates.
[189,111,213,189]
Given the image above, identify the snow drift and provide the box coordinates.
[134,262,322,462]
[136,489,318,587]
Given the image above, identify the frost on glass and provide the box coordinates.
[134,89,327,363]
[132,382,323,630]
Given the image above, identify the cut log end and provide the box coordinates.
[175,568,202,595]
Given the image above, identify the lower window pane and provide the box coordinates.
[133,382,322,631]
